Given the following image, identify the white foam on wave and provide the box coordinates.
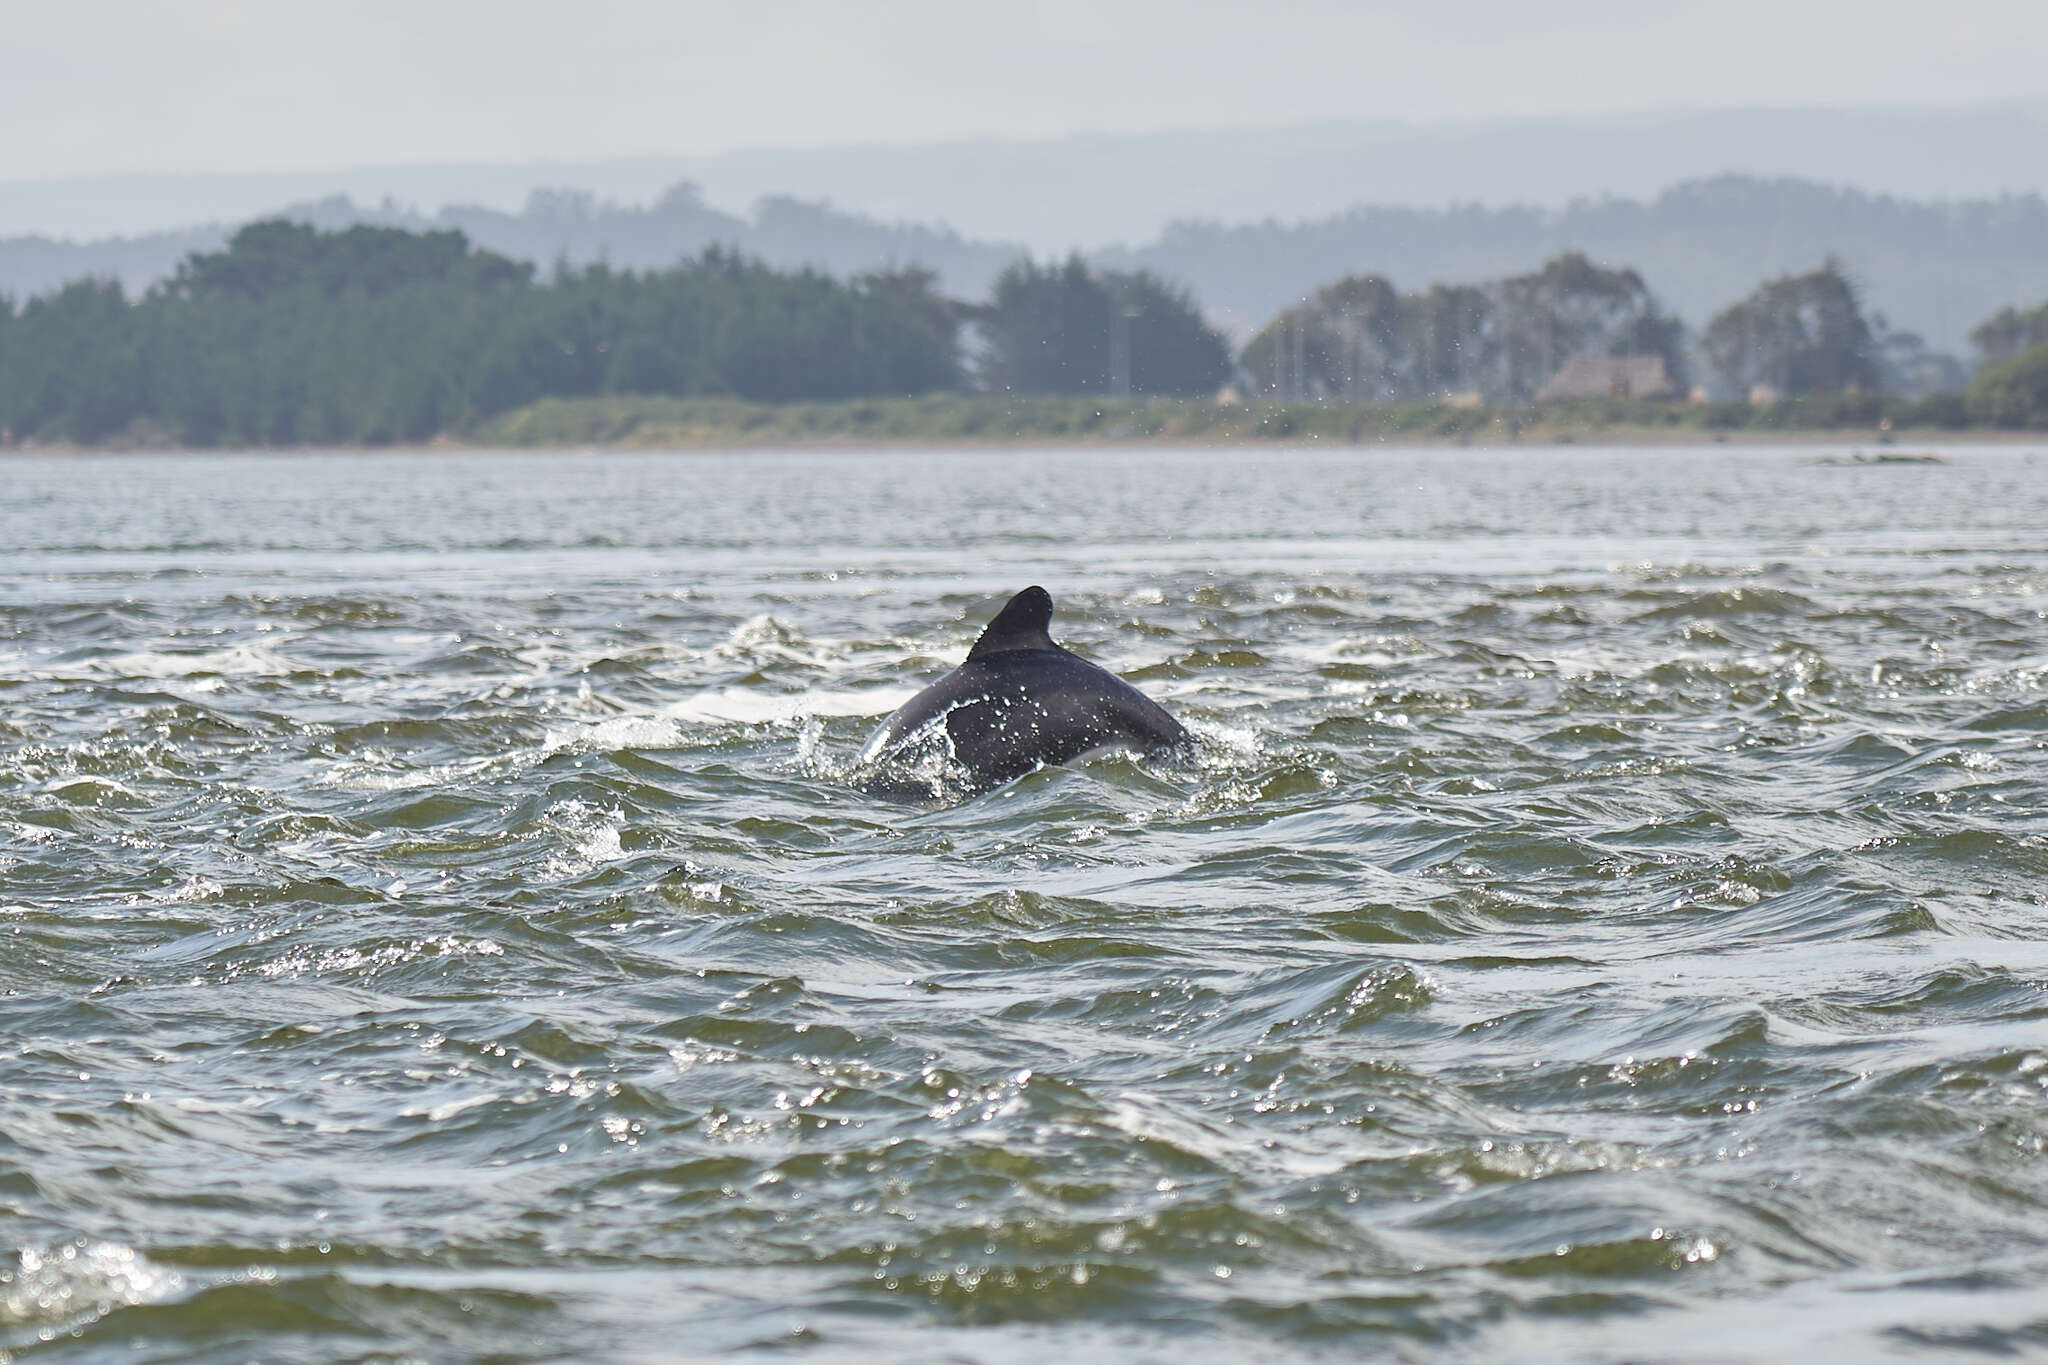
[540,685,912,756]
[321,750,511,793]
[710,613,850,670]
[69,640,301,683]
[160,874,223,905]
[674,685,913,726]
[1275,635,1437,670]
[541,798,627,878]
[258,933,506,981]
[1184,717,1265,768]
[543,712,689,756]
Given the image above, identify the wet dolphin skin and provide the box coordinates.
[860,586,1189,790]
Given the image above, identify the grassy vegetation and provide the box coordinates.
[469,389,1999,449]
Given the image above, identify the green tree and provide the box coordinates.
[978,256,1112,393]
[977,256,1227,396]
[170,220,531,299]
[1966,341,2048,427]
[1969,300,2048,367]
[1106,269,1232,397]
[1238,254,1681,401]
[1241,275,1406,399]
[1494,253,1684,400]
[2,279,146,440]
[1701,260,1879,398]
[1397,284,1496,398]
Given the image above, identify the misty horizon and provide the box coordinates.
[16,94,2048,182]
[10,0,2046,179]
[10,98,2048,250]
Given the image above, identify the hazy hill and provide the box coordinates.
[0,225,225,310]
[6,103,2048,250]
[1108,177,2048,350]
[0,186,1026,309]
[644,103,2048,255]
[310,186,1028,301]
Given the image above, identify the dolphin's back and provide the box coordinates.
[859,588,1189,789]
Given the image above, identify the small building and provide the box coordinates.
[1534,355,1678,402]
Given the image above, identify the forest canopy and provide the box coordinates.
[0,222,1241,444]
[0,223,970,444]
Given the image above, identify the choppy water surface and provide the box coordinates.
[3,445,2047,1362]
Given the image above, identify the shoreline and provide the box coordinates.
[8,394,2043,455]
[9,428,2043,456]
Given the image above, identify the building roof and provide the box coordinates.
[1534,354,1676,402]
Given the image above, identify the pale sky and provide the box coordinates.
[5,0,2046,182]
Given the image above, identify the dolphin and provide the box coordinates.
[858,586,1190,791]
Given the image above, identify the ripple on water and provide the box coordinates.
[3,446,2048,1361]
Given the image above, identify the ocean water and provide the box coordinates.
[2,444,2046,1363]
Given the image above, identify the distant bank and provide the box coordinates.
[14,216,2048,451]
[458,391,2048,449]
[15,393,2041,454]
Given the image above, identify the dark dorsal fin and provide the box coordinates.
[967,586,1058,660]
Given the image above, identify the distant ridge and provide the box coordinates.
[8,175,2046,355]
[7,102,2048,248]
[0,187,1026,311]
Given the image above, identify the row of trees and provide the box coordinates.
[0,224,968,443]
[1235,254,2014,404]
[1239,254,1687,403]
[0,223,1233,444]
[1968,300,2048,426]
[4,218,2047,443]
